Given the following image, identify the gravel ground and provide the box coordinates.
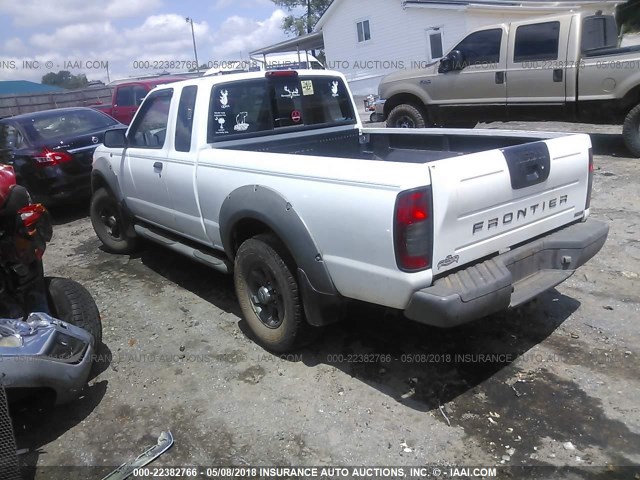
[10,107,640,479]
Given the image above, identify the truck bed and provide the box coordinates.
[224,127,556,164]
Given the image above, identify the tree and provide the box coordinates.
[272,0,333,36]
[617,0,640,33]
[41,71,89,90]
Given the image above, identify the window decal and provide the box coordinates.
[301,80,314,96]
[281,86,300,99]
[234,112,250,132]
[219,89,230,109]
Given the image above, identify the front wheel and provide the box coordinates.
[90,188,138,254]
[234,234,307,352]
[622,104,640,158]
[386,104,427,128]
[46,277,102,345]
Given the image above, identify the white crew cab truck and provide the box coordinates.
[90,70,608,351]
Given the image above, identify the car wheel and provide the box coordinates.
[45,277,102,345]
[234,233,308,352]
[386,104,427,128]
[622,104,640,158]
[90,188,138,254]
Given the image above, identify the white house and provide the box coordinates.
[314,0,621,94]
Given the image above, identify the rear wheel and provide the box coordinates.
[622,104,640,158]
[234,234,308,352]
[45,277,102,345]
[386,104,427,128]
[90,188,138,254]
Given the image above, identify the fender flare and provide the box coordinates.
[91,156,124,202]
[219,185,337,297]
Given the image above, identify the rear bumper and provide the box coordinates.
[29,170,91,205]
[403,219,609,327]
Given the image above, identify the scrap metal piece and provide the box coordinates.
[101,431,174,480]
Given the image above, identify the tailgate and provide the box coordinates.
[429,134,592,275]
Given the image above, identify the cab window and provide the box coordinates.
[175,86,197,152]
[514,22,561,62]
[128,90,173,148]
[116,86,134,107]
[452,29,502,67]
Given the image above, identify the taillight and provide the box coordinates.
[18,203,47,231]
[394,187,432,272]
[33,148,73,168]
[586,147,593,210]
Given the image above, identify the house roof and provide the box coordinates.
[0,81,65,96]
[250,31,325,57]
[315,0,620,29]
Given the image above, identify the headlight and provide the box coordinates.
[0,323,25,347]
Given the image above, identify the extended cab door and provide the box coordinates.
[429,27,508,123]
[121,89,177,229]
[506,17,571,115]
[163,84,209,242]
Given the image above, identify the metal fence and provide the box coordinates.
[0,86,113,119]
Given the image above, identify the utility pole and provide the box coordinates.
[185,17,200,73]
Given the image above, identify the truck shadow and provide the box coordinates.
[589,133,632,158]
[134,247,640,462]
[138,244,580,413]
[296,289,580,413]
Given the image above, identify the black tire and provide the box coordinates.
[45,277,102,345]
[386,104,427,128]
[234,233,307,352]
[90,188,138,254]
[622,104,640,158]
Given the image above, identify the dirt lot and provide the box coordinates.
[12,113,640,479]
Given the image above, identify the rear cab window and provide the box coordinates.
[207,74,355,142]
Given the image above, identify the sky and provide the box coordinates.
[0,0,291,83]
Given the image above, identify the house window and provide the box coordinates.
[427,28,444,60]
[357,20,371,43]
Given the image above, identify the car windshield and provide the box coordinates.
[19,109,118,141]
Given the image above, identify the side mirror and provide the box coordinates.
[438,50,465,73]
[104,128,128,148]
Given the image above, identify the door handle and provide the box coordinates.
[553,69,563,82]
[153,162,163,170]
[495,71,505,84]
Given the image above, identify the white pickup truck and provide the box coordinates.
[91,70,608,351]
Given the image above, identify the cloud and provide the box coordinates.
[0,0,162,27]
[0,9,288,83]
[210,9,287,59]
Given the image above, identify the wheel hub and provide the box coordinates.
[397,116,414,128]
[257,285,274,305]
